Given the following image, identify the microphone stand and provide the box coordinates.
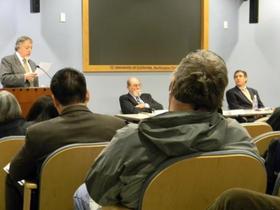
[36,65,52,79]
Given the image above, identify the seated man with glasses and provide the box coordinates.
[119,77,163,114]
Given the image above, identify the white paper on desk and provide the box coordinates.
[3,162,10,173]
[153,110,168,116]
[35,62,52,76]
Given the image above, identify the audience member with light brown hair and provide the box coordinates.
[0,90,27,138]
[73,50,259,210]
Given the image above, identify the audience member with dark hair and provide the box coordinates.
[226,70,264,110]
[26,95,58,125]
[207,188,280,210]
[6,67,126,210]
[73,50,259,210]
[0,90,27,138]
[119,77,163,114]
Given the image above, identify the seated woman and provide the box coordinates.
[26,95,59,125]
[0,90,27,138]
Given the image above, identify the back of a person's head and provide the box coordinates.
[26,95,59,122]
[171,49,228,112]
[0,91,22,123]
[50,68,87,106]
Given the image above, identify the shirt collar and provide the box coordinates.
[16,52,29,64]
[129,92,141,99]
[238,86,247,91]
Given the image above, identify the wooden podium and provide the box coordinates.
[2,88,52,118]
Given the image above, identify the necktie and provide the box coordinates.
[23,58,31,73]
[135,96,141,104]
[23,58,34,87]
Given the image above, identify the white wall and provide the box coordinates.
[210,0,280,109]
[226,0,280,108]
[0,0,170,114]
[1,0,279,114]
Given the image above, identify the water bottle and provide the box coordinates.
[252,95,258,110]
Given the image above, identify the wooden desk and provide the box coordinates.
[223,108,273,118]
[1,88,52,118]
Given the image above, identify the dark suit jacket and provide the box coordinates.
[226,86,264,109]
[0,118,27,138]
[267,107,280,131]
[119,93,163,114]
[9,105,126,182]
[0,54,38,87]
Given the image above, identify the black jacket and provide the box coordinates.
[0,118,27,138]
[119,93,163,114]
[226,86,264,109]
[9,105,126,182]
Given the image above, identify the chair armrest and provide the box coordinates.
[23,181,38,210]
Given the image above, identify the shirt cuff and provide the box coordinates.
[144,103,150,108]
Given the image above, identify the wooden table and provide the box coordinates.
[222,108,273,118]
[116,108,274,122]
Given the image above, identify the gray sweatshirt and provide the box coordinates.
[85,111,259,209]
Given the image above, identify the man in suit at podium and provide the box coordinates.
[119,77,163,114]
[0,36,38,87]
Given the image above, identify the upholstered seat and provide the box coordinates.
[22,142,108,210]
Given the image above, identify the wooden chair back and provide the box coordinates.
[0,136,25,210]
[138,151,267,210]
[23,142,107,210]
[252,131,280,156]
[242,122,272,138]
[40,143,107,210]
[100,151,267,210]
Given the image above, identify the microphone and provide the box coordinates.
[36,65,52,79]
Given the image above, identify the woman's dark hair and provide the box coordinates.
[26,95,58,122]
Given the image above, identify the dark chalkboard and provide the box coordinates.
[83,0,208,72]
